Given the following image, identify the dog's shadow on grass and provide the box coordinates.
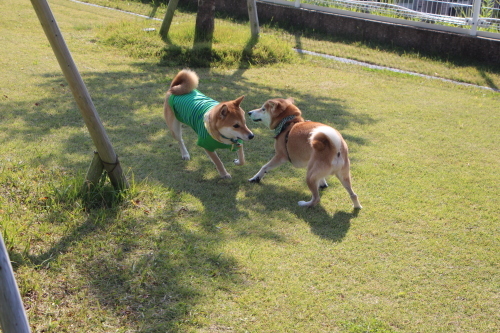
[294,205,359,242]
[247,182,359,242]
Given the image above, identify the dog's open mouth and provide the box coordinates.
[252,118,262,122]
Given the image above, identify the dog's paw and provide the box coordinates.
[248,176,261,183]
[181,154,190,161]
[298,200,313,207]
[220,173,232,179]
[351,194,362,209]
[233,159,243,166]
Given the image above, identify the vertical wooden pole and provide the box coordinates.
[247,0,260,37]
[159,0,180,39]
[30,0,129,191]
[0,233,31,333]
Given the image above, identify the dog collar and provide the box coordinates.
[274,115,296,137]
[220,134,243,146]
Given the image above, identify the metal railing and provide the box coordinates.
[262,0,500,39]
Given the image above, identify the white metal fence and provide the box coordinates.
[262,0,500,39]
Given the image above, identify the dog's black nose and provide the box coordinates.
[249,133,255,140]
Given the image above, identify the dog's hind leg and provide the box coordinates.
[165,109,190,160]
[335,165,362,209]
[298,162,329,207]
[172,123,190,160]
[298,174,322,207]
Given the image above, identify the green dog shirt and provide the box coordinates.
[169,90,241,152]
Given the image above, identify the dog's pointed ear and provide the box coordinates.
[286,97,295,104]
[268,100,284,115]
[219,104,228,119]
[234,95,245,107]
[268,100,277,111]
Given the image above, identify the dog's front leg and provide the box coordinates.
[234,147,245,166]
[205,149,231,179]
[249,155,288,183]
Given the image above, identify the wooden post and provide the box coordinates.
[30,0,129,191]
[159,0,180,39]
[82,151,105,194]
[247,0,260,37]
[0,233,31,333]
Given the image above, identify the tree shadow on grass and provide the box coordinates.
[10,178,243,331]
[477,67,499,91]
[23,207,122,269]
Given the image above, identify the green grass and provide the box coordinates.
[1,0,500,332]
[97,19,296,67]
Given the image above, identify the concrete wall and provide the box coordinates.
[183,0,500,65]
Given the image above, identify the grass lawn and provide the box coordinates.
[1,0,499,332]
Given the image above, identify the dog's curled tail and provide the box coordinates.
[310,126,343,166]
[169,69,199,95]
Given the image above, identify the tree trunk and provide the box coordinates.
[194,0,216,44]
[247,0,259,37]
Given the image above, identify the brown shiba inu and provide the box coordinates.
[163,69,254,179]
[248,98,362,208]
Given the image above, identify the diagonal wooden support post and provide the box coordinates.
[82,151,105,194]
[159,0,180,39]
[30,0,129,192]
